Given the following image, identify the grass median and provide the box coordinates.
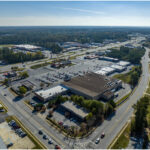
[116,92,132,106]
[110,122,131,149]
[31,62,51,69]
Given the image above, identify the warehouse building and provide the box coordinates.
[117,61,131,67]
[34,85,68,102]
[99,56,119,62]
[95,70,107,76]
[14,44,41,52]
[110,64,126,73]
[63,72,122,100]
[95,67,116,76]
[101,67,116,75]
[60,101,89,120]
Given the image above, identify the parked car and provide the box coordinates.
[20,132,27,138]
[58,122,63,126]
[8,120,16,126]
[0,109,5,112]
[95,138,100,144]
[7,143,13,148]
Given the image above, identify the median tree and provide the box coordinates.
[19,86,27,95]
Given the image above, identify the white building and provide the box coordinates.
[95,67,116,76]
[111,64,126,72]
[34,85,68,102]
[99,56,119,62]
[95,70,107,76]
[14,44,41,52]
[101,67,116,75]
[117,61,131,67]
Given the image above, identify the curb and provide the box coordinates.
[0,100,8,111]
[23,101,34,110]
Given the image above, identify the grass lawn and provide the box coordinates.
[31,62,51,69]
[0,44,13,48]
[111,123,131,149]
[113,66,136,84]
[146,80,150,94]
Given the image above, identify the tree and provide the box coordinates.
[19,71,29,79]
[109,100,116,108]
[3,78,9,86]
[48,110,53,117]
[19,86,27,95]
[86,112,93,121]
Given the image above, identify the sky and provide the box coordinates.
[1,1,150,26]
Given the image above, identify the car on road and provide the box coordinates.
[95,138,100,144]
[48,138,53,144]
[4,94,7,96]
[39,130,43,135]
[101,132,105,138]
[43,134,48,140]
[55,145,61,150]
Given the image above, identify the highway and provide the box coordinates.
[0,37,148,149]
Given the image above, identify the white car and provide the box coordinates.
[48,138,53,144]
[95,138,100,144]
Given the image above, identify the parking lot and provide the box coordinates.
[51,106,80,127]
[0,121,35,149]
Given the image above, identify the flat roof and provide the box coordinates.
[95,70,107,75]
[15,44,41,49]
[63,72,118,98]
[117,61,130,66]
[21,80,35,88]
[35,85,68,99]
[61,101,89,119]
[100,56,118,61]
[111,64,125,70]
[101,67,115,73]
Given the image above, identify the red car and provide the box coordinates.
[101,132,105,138]
[55,145,61,150]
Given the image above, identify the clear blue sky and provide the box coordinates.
[0,1,150,26]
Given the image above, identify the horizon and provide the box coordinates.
[1,1,150,26]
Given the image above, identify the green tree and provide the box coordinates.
[19,71,29,78]
[19,86,27,95]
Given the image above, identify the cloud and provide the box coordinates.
[59,7,105,15]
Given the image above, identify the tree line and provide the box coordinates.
[0,27,130,51]
[0,47,44,64]
[107,46,145,64]
[131,96,150,148]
